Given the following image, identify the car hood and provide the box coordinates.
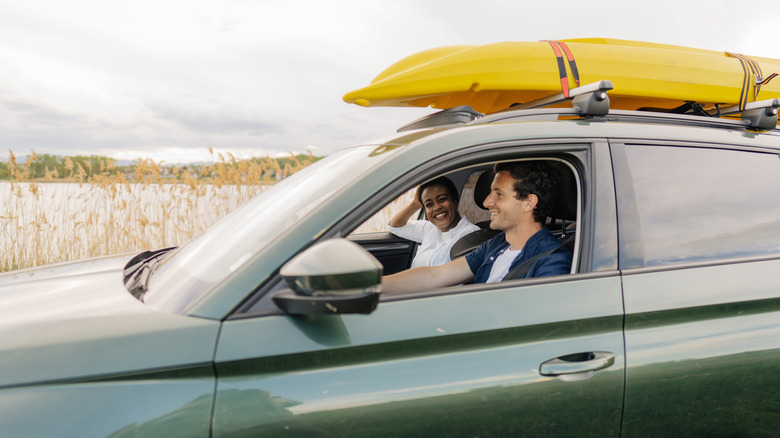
[0,255,221,389]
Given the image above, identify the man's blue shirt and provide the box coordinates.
[464,227,572,283]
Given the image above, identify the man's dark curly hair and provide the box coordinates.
[493,161,560,223]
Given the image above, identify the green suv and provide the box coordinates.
[1,86,779,437]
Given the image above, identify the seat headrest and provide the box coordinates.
[473,170,494,210]
[549,163,577,221]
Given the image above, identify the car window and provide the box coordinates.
[351,187,417,235]
[625,145,780,266]
[352,158,581,278]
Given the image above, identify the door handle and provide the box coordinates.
[539,351,615,377]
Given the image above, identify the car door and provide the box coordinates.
[213,277,624,437]
[349,231,416,275]
[210,143,625,437]
[612,142,780,436]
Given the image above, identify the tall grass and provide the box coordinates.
[1,150,488,274]
[1,149,314,273]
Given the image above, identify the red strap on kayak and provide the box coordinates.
[545,41,580,98]
[546,40,570,98]
[557,41,581,88]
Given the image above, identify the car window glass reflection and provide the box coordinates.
[147,146,397,312]
[626,145,780,266]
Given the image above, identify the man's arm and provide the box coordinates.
[382,257,474,293]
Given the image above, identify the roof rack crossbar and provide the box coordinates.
[510,80,613,116]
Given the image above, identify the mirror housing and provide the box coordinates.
[273,239,383,315]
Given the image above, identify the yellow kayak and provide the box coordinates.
[343,38,780,114]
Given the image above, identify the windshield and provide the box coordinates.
[145,145,397,312]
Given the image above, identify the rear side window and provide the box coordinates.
[625,145,780,266]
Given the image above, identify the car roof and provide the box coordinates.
[392,106,780,156]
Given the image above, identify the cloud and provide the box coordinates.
[1,0,779,163]
[143,99,278,135]
[0,97,85,129]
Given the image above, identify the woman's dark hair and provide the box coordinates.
[417,176,460,205]
[493,161,560,223]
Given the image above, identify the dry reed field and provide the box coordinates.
[0,149,313,273]
[1,149,480,274]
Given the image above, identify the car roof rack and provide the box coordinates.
[509,80,613,117]
[397,80,614,133]
[397,80,779,132]
[721,98,780,130]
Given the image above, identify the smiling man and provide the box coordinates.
[382,161,572,293]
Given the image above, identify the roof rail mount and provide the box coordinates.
[397,105,484,133]
[509,80,613,117]
[741,98,780,130]
[571,80,613,116]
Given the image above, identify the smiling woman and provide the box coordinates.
[387,176,480,268]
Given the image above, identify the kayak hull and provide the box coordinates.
[343,39,780,114]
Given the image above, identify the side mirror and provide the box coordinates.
[273,239,383,315]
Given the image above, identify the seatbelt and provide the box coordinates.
[502,234,574,281]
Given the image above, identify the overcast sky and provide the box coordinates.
[2,0,779,164]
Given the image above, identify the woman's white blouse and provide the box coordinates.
[389,217,480,267]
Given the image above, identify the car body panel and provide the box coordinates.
[621,261,780,436]
[213,274,625,436]
[0,258,220,389]
[0,257,221,437]
[0,369,214,437]
[0,252,133,287]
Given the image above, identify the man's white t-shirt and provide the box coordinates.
[389,217,480,267]
[485,247,522,283]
